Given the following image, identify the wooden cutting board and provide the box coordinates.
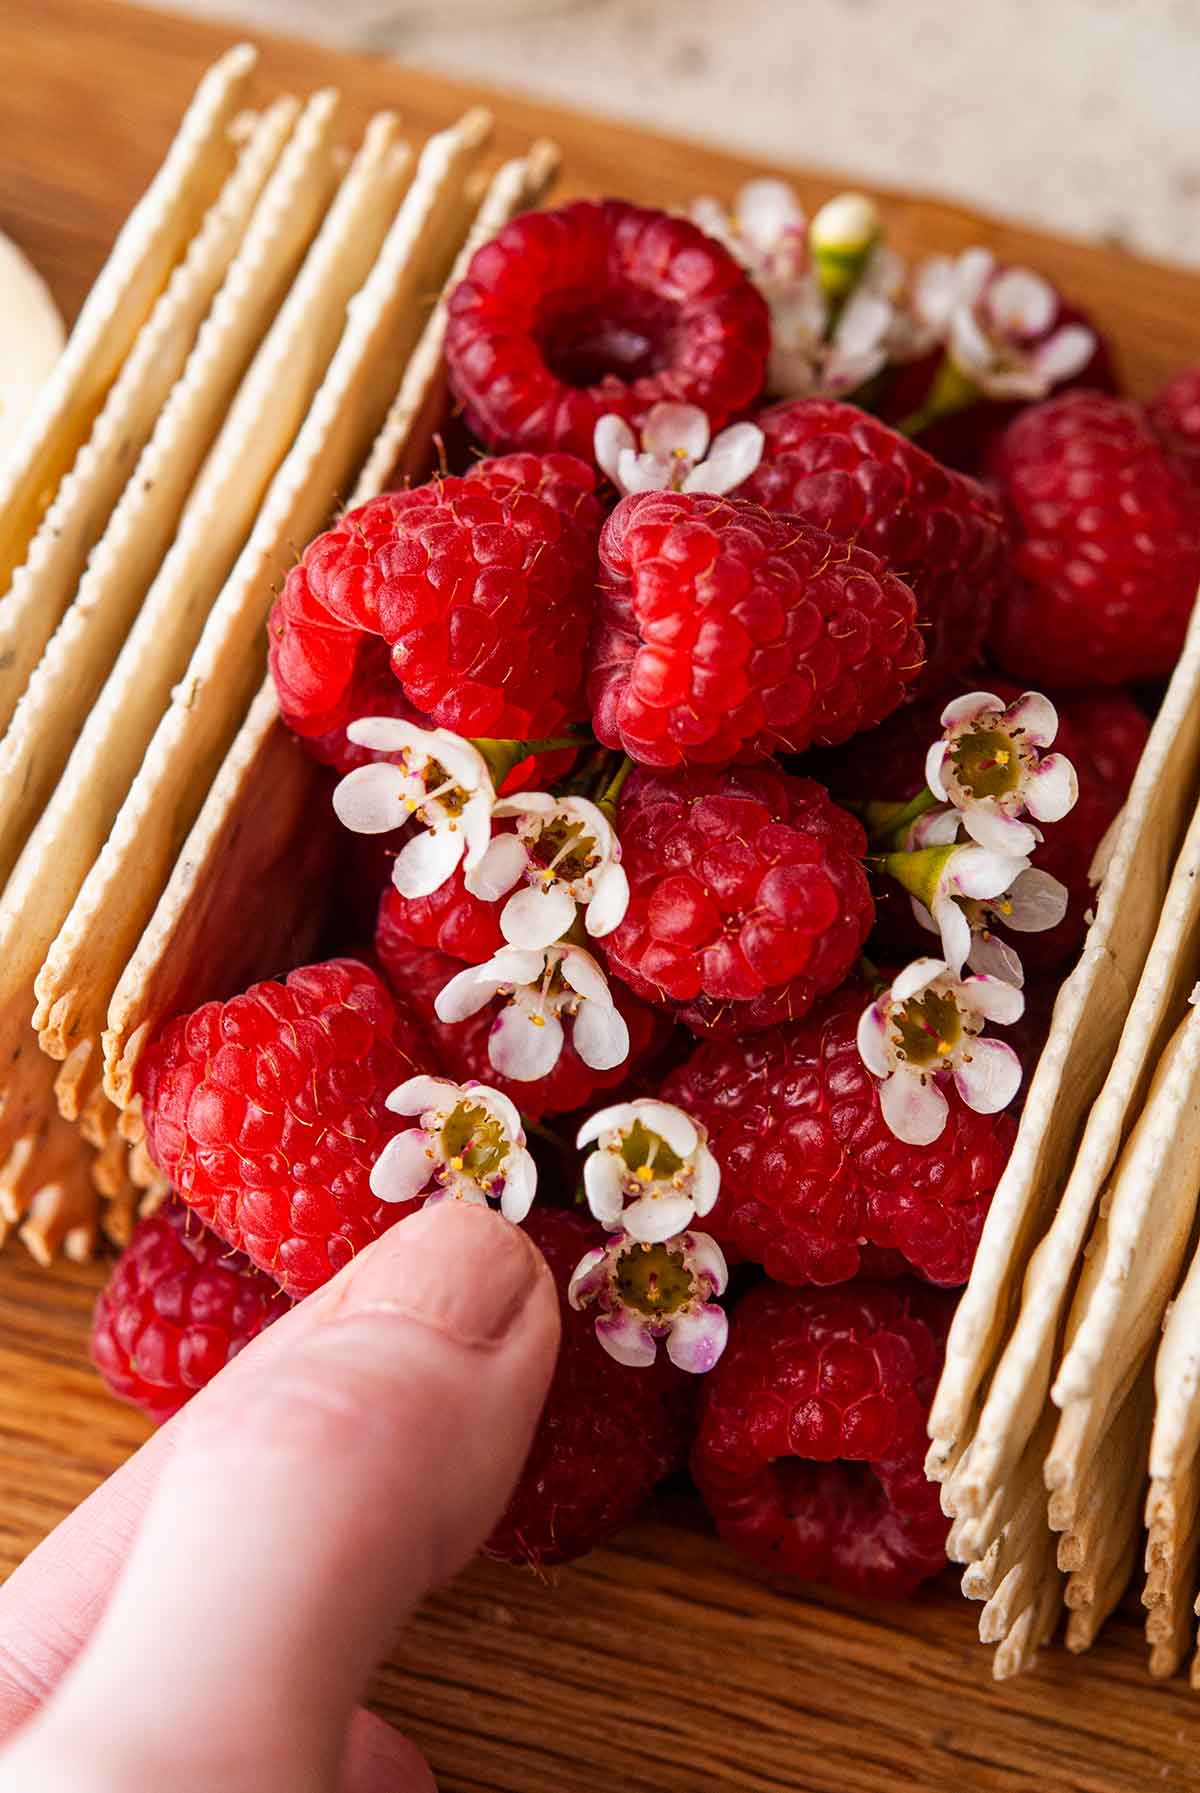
[2,3,1199,1787]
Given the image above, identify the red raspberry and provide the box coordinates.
[1146,366,1200,487]
[377,866,505,966]
[91,1197,291,1422]
[820,677,1149,974]
[269,453,602,774]
[589,492,924,769]
[988,390,1200,686]
[734,398,1012,693]
[485,1207,691,1566]
[691,1279,950,1597]
[604,764,873,1038]
[444,199,770,461]
[137,959,437,1301]
[373,928,668,1121]
[662,986,1013,1287]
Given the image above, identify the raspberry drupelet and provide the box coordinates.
[1146,366,1200,487]
[588,490,924,769]
[661,985,1014,1287]
[137,959,436,1300]
[91,1197,292,1422]
[485,1207,692,1567]
[269,453,602,775]
[988,389,1200,687]
[444,199,771,460]
[691,1279,951,1598]
[734,397,1013,694]
[603,764,873,1037]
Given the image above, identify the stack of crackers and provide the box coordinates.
[928,600,1200,1678]
[0,46,556,1265]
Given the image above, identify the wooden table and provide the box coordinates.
[2,3,1199,1786]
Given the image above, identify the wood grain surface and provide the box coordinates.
[2,3,1200,1787]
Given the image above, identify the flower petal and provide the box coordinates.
[499,1148,538,1224]
[489,1005,564,1082]
[500,881,578,951]
[1025,753,1078,824]
[691,1144,721,1217]
[429,730,493,795]
[576,1103,637,1151]
[623,1191,697,1245]
[332,761,415,835]
[682,422,764,494]
[960,805,1039,859]
[666,1303,729,1374]
[642,401,711,463]
[924,740,950,802]
[567,1244,611,1309]
[585,862,630,938]
[879,1070,949,1146]
[370,1128,436,1204]
[1004,690,1058,746]
[736,177,805,252]
[465,830,529,902]
[434,965,503,1024]
[594,1308,658,1369]
[960,974,1025,1027]
[967,930,1026,987]
[892,957,948,1004]
[559,947,613,1007]
[392,824,465,898]
[987,267,1056,338]
[940,690,1002,731]
[460,794,495,871]
[583,1149,628,1227]
[572,998,629,1071]
[685,1230,729,1296]
[345,716,425,754]
[1032,323,1096,385]
[932,893,972,979]
[954,1038,1022,1114]
[950,845,1031,901]
[1005,867,1070,933]
[630,1100,698,1159]
[856,1001,893,1078]
[617,449,669,494]
[384,1074,458,1117]
[594,413,636,485]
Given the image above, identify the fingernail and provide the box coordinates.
[337,1203,543,1347]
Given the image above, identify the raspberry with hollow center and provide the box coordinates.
[269,453,602,775]
[735,397,1013,694]
[373,927,669,1121]
[485,1206,692,1567]
[691,1279,951,1597]
[91,1197,292,1423]
[661,985,1014,1287]
[988,389,1200,686]
[604,763,873,1038]
[587,490,924,769]
[137,959,437,1301]
[444,198,770,460]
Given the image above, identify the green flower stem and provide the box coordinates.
[895,355,981,438]
[865,785,941,846]
[880,843,960,914]
[597,754,635,822]
[472,733,593,789]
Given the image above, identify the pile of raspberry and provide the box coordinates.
[89,190,1191,1606]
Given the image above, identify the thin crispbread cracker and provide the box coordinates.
[1143,1206,1200,1675]
[0,92,339,903]
[960,1411,1055,1602]
[103,143,560,1124]
[0,99,296,736]
[350,139,562,504]
[927,590,1200,1484]
[35,111,494,1118]
[0,46,257,591]
[988,1521,1061,1680]
[1052,1007,1200,1415]
[0,105,405,1156]
[944,784,1200,1520]
[0,1102,102,1265]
